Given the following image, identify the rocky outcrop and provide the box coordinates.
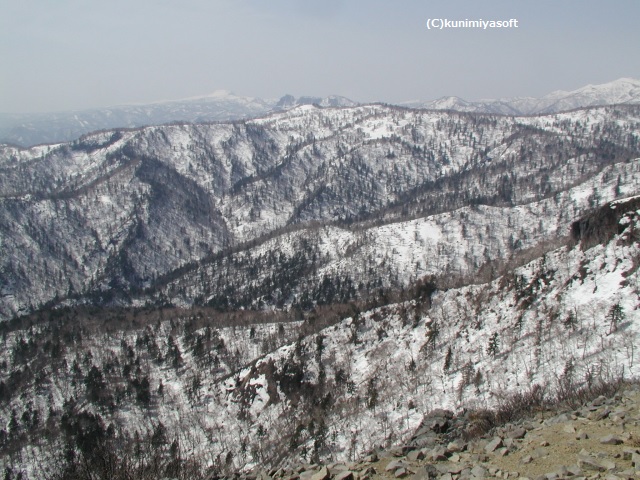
[243,383,640,480]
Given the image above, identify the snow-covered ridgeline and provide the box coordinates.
[1,104,639,319]
[405,77,640,115]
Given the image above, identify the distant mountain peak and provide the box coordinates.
[178,89,237,101]
[407,77,640,115]
[275,94,358,110]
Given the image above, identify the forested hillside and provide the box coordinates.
[1,103,640,477]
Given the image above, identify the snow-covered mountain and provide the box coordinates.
[2,104,639,320]
[3,78,638,148]
[0,92,358,147]
[2,101,640,476]
[274,94,358,110]
[404,78,640,115]
[2,196,639,477]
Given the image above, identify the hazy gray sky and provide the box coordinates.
[2,0,639,113]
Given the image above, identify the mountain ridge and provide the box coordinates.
[2,104,640,319]
[403,77,640,115]
[0,93,358,148]
[3,78,640,148]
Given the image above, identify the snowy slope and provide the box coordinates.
[2,197,639,476]
[156,157,640,311]
[1,104,640,320]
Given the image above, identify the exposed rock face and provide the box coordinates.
[261,384,640,479]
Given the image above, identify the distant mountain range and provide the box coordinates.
[0,92,357,147]
[2,78,639,147]
[402,77,640,115]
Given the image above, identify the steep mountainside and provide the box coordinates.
[1,104,639,320]
[1,197,640,477]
